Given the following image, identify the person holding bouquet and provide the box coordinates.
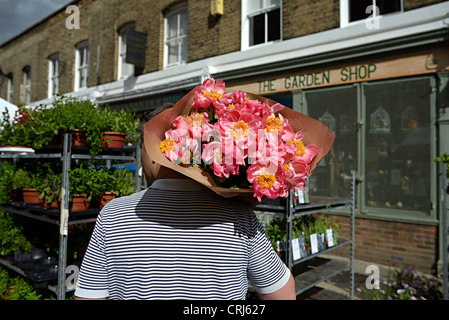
[75,78,334,300]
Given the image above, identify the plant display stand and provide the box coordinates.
[0,133,141,300]
[254,170,356,299]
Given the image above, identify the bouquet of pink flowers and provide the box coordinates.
[157,78,326,201]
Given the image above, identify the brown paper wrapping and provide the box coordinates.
[143,88,335,200]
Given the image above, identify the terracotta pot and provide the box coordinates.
[43,200,59,209]
[70,129,88,146]
[101,132,126,148]
[99,191,117,208]
[62,194,90,212]
[22,188,44,205]
[2,145,31,149]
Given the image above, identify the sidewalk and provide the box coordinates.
[296,254,395,300]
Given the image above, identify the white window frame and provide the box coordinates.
[22,67,31,105]
[48,53,59,98]
[340,0,404,28]
[6,74,13,103]
[241,0,282,51]
[117,23,135,80]
[164,3,188,68]
[75,41,89,91]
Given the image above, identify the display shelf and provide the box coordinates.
[292,257,350,296]
[0,133,141,300]
[291,238,350,266]
[0,204,99,225]
[256,170,356,299]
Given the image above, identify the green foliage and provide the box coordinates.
[435,153,449,178]
[36,164,62,205]
[265,215,286,250]
[0,211,32,256]
[0,267,42,300]
[0,162,17,204]
[68,165,135,202]
[0,107,49,149]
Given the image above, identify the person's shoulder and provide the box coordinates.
[101,189,147,211]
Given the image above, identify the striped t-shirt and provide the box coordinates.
[75,179,290,300]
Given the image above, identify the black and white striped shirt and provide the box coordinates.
[75,179,290,300]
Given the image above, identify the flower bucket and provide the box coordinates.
[22,188,44,205]
[101,132,126,148]
[99,191,117,208]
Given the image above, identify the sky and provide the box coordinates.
[0,0,73,45]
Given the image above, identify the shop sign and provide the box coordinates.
[227,48,449,94]
[126,31,147,67]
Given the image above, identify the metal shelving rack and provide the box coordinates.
[255,170,356,299]
[0,133,140,300]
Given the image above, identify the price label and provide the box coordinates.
[326,229,334,247]
[310,233,319,254]
[292,238,301,260]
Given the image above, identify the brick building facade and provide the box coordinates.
[0,0,448,275]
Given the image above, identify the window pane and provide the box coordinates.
[349,0,373,22]
[179,10,188,36]
[168,14,177,38]
[364,79,430,213]
[79,49,85,66]
[167,41,179,65]
[267,0,280,7]
[377,0,401,15]
[180,39,187,63]
[250,14,265,45]
[248,0,264,13]
[267,8,280,42]
[306,87,358,199]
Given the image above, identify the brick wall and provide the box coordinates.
[330,215,438,274]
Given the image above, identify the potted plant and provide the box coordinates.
[0,211,32,256]
[92,167,135,208]
[0,107,48,150]
[12,169,43,205]
[99,108,140,149]
[38,95,102,154]
[0,162,19,204]
[37,166,62,208]
[66,165,96,212]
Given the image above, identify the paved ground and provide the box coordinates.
[295,254,395,300]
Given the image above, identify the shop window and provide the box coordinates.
[6,74,13,103]
[48,53,59,98]
[75,40,89,91]
[118,23,135,80]
[305,86,358,200]
[305,78,432,216]
[22,66,31,105]
[242,0,281,50]
[164,4,188,68]
[340,0,403,27]
[364,79,431,214]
